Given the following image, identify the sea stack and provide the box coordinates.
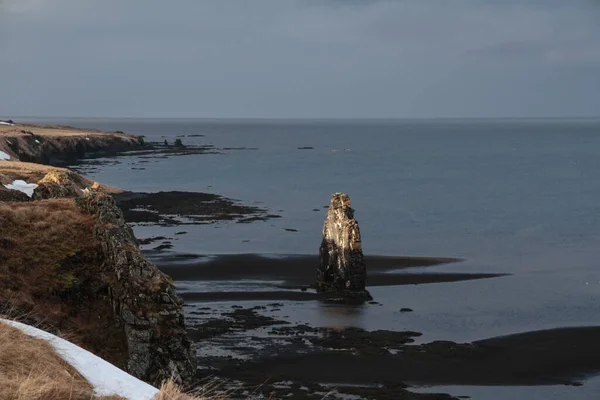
[317,193,372,301]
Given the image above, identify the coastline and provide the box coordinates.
[2,121,600,399]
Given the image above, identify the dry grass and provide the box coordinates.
[156,380,228,400]
[0,160,63,185]
[0,199,128,367]
[0,320,125,400]
[0,161,123,193]
[0,123,128,138]
[0,319,218,400]
[155,381,199,400]
[0,199,96,275]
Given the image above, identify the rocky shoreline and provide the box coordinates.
[3,122,600,399]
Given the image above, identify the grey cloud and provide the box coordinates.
[0,0,599,118]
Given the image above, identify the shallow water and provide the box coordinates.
[413,375,600,400]
[22,117,600,398]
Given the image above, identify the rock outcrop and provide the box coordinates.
[317,193,372,301]
[32,169,88,200]
[76,190,196,384]
[2,169,197,385]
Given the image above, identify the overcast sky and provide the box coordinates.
[1,0,599,118]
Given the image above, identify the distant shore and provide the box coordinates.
[0,121,142,166]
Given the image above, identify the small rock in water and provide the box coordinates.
[400,308,413,313]
[284,228,298,232]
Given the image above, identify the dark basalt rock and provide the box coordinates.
[77,190,196,385]
[0,186,30,202]
[317,193,372,301]
[114,191,279,226]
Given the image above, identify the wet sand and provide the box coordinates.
[225,326,600,386]
[154,253,505,296]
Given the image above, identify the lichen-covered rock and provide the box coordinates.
[317,193,372,301]
[32,169,85,200]
[77,190,196,385]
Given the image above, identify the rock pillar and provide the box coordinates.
[317,193,372,301]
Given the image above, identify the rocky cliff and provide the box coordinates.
[0,124,143,165]
[77,189,196,384]
[0,168,196,385]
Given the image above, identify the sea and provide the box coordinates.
[21,117,600,399]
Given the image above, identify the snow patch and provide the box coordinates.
[3,180,38,197]
[0,150,10,160]
[0,121,14,126]
[35,139,40,144]
[0,319,160,400]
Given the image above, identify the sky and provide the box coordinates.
[0,0,599,119]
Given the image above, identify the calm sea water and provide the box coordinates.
[27,118,600,269]
[22,118,600,398]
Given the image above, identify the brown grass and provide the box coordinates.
[0,199,128,368]
[0,160,123,193]
[0,160,62,185]
[0,320,125,400]
[155,381,199,400]
[0,199,96,278]
[156,380,227,400]
[0,123,128,138]
[0,319,217,400]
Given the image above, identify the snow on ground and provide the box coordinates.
[0,150,10,160]
[0,121,14,126]
[3,180,38,197]
[0,319,160,400]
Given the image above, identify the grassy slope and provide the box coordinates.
[0,320,125,400]
[0,199,129,368]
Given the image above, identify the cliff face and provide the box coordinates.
[0,169,196,385]
[0,125,143,165]
[77,190,196,384]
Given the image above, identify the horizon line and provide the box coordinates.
[4,115,600,122]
